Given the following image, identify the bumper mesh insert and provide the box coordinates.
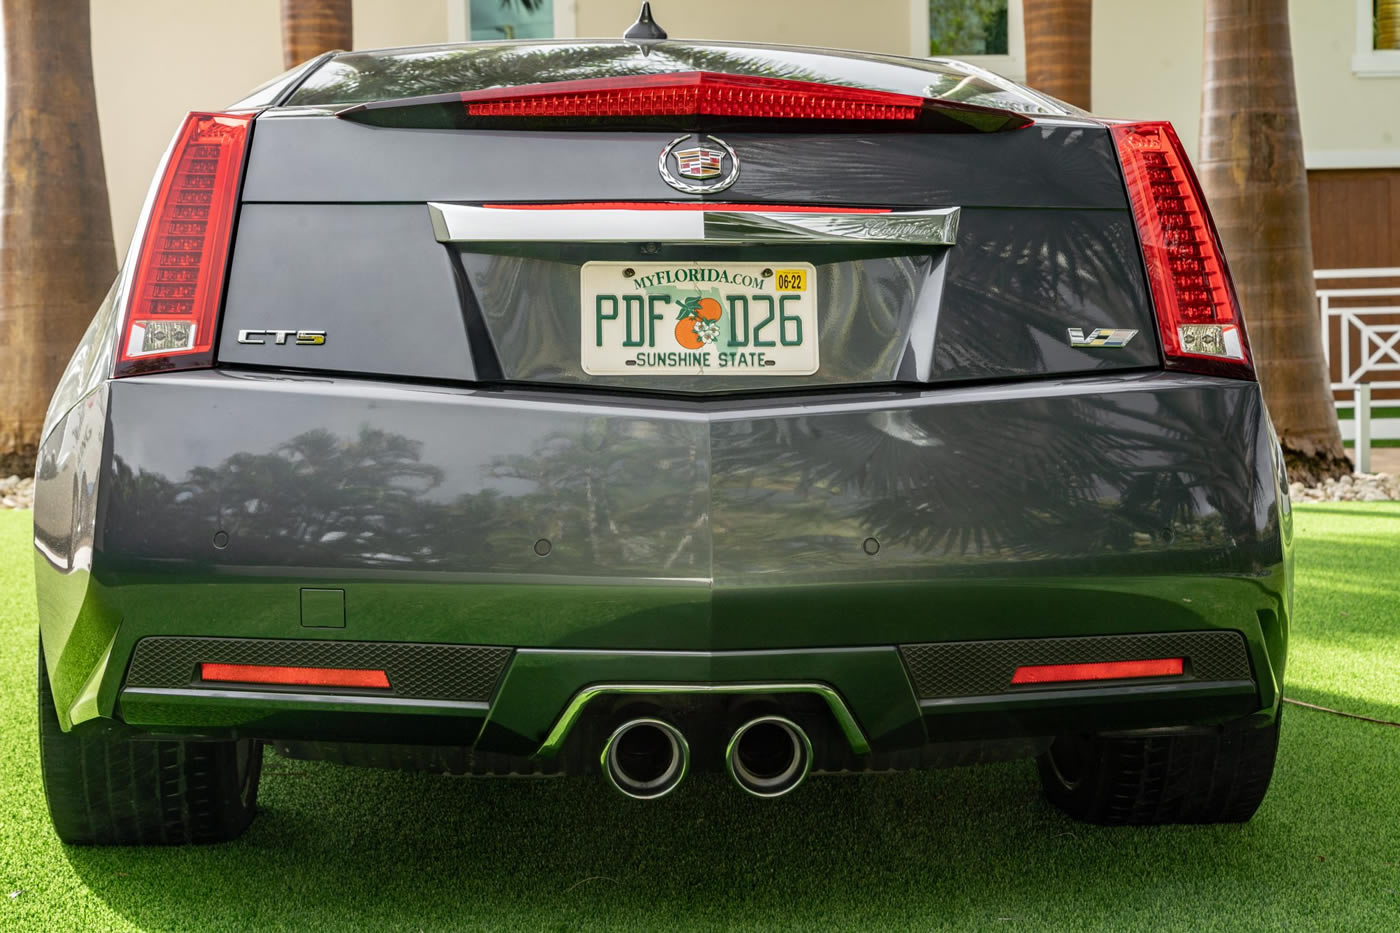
[124,636,512,703]
[900,631,1252,699]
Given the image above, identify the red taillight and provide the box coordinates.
[340,73,1032,133]
[459,71,925,121]
[200,662,390,689]
[1010,657,1185,685]
[114,112,251,378]
[478,202,890,212]
[1111,122,1254,380]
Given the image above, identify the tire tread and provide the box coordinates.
[1038,714,1281,825]
[38,646,261,845]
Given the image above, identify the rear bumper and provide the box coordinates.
[34,369,1292,758]
[113,634,1266,763]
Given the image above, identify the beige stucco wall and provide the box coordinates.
[91,0,449,260]
[575,0,914,53]
[1093,0,1399,168]
[87,0,1396,262]
[92,0,281,260]
[1091,1,1203,152]
[1290,0,1400,167]
[356,0,447,50]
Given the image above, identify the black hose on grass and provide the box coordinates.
[1283,696,1400,728]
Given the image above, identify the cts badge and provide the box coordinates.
[237,329,326,346]
[1068,327,1138,348]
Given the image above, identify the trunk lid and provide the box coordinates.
[216,44,1159,392]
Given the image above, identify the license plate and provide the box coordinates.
[580,261,819,375]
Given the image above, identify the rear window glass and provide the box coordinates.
[287,40,1067,115]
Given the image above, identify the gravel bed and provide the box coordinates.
[1290,473,1400,502]
[0,476,35,510]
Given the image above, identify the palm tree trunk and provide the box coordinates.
[0,0,116,476]
[1199,0,1349,484]
[281,0,352,69]
[1023,0,1092,110]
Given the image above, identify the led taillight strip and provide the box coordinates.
[1110,121,1253,379]
[460,72,925,121]
[200,662,391,689]
[115,112,251,378]
[338,72,1034,132]
[1010,658,1185,685]
[478,202,890,213]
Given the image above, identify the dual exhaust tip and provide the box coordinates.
[600,715,811,800]
[601,718,689,800]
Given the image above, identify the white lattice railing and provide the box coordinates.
[1315,267,1400,393]
[1314,268,1400,465]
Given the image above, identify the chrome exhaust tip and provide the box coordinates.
[725,716,812,798]
[600,718,689,800]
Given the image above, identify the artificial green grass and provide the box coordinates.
[1287,503,1400,724]
[1,506,1397,932]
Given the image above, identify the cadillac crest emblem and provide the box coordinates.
[658,134,739,193]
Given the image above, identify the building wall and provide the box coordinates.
[1291,0,1400,169]
[574,0,914,54]
[1308,170,1400,268]
[1091,1,1203,151]
[92,0,281,261]
[355,0,447,50]
[87,0,1397,263]
[91,0,448,261]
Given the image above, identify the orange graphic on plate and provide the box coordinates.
[674,297,723,349]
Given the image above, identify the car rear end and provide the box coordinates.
[34,40,1291,843]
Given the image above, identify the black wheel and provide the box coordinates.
[1037,713,1281,825]
[38,642,263,845]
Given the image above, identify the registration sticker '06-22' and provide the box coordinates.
[579,261,819,376]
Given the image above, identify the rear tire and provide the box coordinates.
[1036,713,1281,825]
[38,643,263,845]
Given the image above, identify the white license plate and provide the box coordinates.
[580,261,819,376]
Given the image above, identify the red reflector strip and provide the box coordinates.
[460,71,924,121]
[200,662,390,689]
[1010,658,1184,685]
[479,202,891,213]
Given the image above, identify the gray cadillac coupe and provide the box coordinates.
[34,15,1290,845]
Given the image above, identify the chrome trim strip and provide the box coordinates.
[534,681,870,758]
[427,203,960,246]
[916,680,1259,711]
[702,208,960,245]
[121,686,489,716]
